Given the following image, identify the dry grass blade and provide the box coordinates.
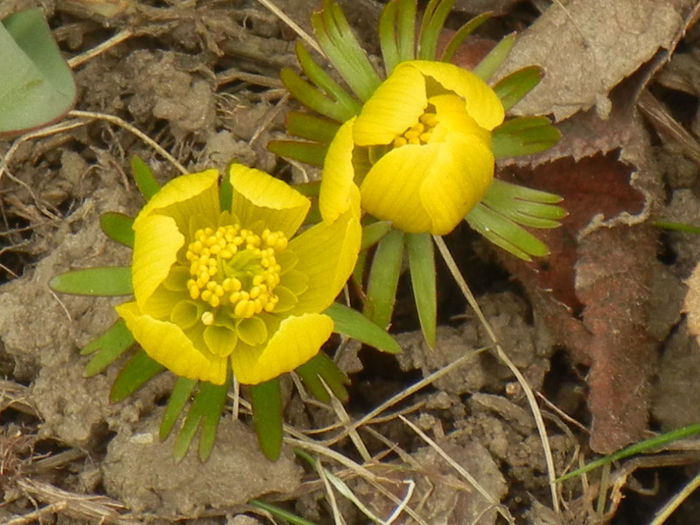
[650,468,700,525]
[399,415,515,524]
[255,0,323,55]
[433,234,561,514]
[67,29,134,69]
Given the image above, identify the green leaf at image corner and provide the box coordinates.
[110,349,165,402]
[296,352,350,403]
[406,232,436,348]
[0,8,76,135]
[491,116,561,159]
[82,319,135,376]
[50,267,133,296]
[325,302,401,354]
[100,212,134,247]
[131,156,160,202]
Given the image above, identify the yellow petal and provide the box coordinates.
[319,119,361,222]
[134,170,221,234]
[408,60,504,131]
[230,313,333,384]
[116,301,228,385]
[288,209,361,314]
[353,64,427,146]
[359,144,436,233]
[131,214,184,309]
[230,164,310,238]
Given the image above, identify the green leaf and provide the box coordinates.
[220,163,233,210]
[473,33,515,82]
[653,220,700,235]
[492,116,561,159]
[466,203,549,261]
[492,66,542,111]
[249,499,320,525]
[361,220,392,251]
[396,0,418,64]
[110,349,165,402]
[251,379,283,461]
[50,267,133,296]
[82,319,135,376]
[295,41,361,119]
[364,228,404,328]
[418,0,455,60]
[556,423,700,483]
[440,12,491,63]
[0,8,76,135]
[281,68,350,123]
[267,139,328,167]
[312,0,381,102]
[482,179,565,229]
[296,352,350,403]
[378,0,400,74]
[160,377,197,441]
[286,111,340,144]
[325,302,401,354]
[100,212,134,247]
[405,233,436,347]
[173,376,230,462]
[130,156,160,202]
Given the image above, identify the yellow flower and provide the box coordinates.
[320,60,505,235]
[115,165,361,386]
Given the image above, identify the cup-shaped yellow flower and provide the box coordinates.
[320,60,505,235]
[115,165,360,386]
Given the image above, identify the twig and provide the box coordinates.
[254,0,324,55]
[650,469,700,525]
[433,234,561,513]
[67,29,134,69]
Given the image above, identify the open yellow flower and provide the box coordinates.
[320,60,505,235]
[115,165,361,386]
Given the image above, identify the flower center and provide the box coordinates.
[185,225,287,323]
[392,110,439,148]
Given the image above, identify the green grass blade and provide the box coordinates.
[364,228,404,328]
[249,499,320,525]
[110,349,165,402]
[473,33,515,81]
[159,377,197,441]
[100,212,134,247]
[653,221,700,235]
[556,423,700,483]
[296,351,350,403]
[82,320,135,376]
[50,267,133,296]
[251,379,283,461]
[405,232,436,347]
[130,156,160,202]
[326,302,401,354]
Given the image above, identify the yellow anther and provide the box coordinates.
[420,112,438,127]
[393,136,407,147]
[201,290,212,302]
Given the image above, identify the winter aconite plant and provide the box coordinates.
[51,159,400,460]
[270,0,565,345]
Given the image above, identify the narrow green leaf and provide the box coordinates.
[396,0,417,64]
[82,320,135,376]
[0,9,76,135]
[296,351,350,403]
[326,302,401,354]
[173,375,230,462]
[220,163,233,210]
[251,379,283,461]
[100,212,134,247]
[418,0,455,60]
[110,349,165,402]
[378,0,399,75]
[406,233,436,347]
[653,220,700,235]
[281,68,349,122]
[286,111,340,144]
[50,267,133,296]
[249,499,320,525]
[267,139,327,167]
[361,221,392,251]
[440,12,492,63]
[295,41,361,119]
[312,1,382,102]
[364,228,404,328]
[160,377,197,441]
[492,116,561,159]
[473,33,515,81]
[482,179,565,229]
[292,180,321,198]
[492,66,543,111]
[130,156,160,202]
[556,423,700,483]
[466,203,549,261]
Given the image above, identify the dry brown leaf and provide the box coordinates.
[496,0,693,121]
